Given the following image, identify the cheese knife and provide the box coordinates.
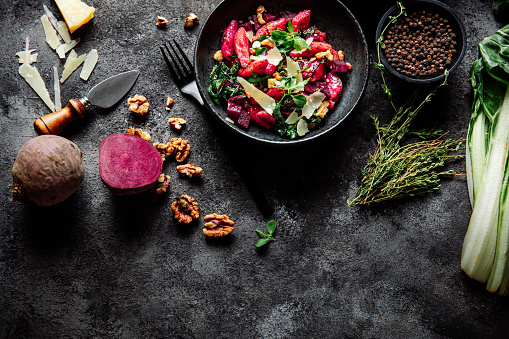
[34,70,140,135]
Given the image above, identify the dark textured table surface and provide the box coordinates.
[2,0,509,338]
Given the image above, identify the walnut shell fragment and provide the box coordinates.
[171,194,199,224]
[202,213,234,238]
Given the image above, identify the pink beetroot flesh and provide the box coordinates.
[99,134,163,195]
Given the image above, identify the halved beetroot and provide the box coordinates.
[99,134,163,195]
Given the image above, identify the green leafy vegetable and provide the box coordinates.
[348,2,464,206]
[208,61,241,102]
[270,29,310,54]
[461,24,509,296]
[255,220,277,247]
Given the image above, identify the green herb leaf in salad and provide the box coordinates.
[208,61,242,102]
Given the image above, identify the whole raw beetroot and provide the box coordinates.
[12,135,84,206]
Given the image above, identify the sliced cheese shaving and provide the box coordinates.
[305,37,314,45]
[285,111,301,125]
[56,38,80,59]
[80,48,98,80]
[41,15,61,50]
[302,92,326,119]
[266,47,283,66]
[237,76,276,115]
[19,63,55,112]
[16,50,38,64]
[60,49,86,83]
[54,66,62,110]
[57,20,72,44]
[296,119,309,136]
[286,56,303,84]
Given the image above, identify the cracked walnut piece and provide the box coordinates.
[165,97,174,111]
[176,164,202,178]
[170,138,190,162]
[316,101,330,119]
[184,13,199,28]
[156,16,168,27]
[168,117,186,130]
[151,174,171,194]
[128,127,151,141]
[202,213,234,238]
[171,195,199,224]
[128,95,150,115]
[256,5,266,25]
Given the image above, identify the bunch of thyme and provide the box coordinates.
[348,2,464,206]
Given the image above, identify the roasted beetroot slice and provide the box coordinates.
[99,134,163,195]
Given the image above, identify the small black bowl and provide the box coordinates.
[194,0,369,145]
[375,0,466,84]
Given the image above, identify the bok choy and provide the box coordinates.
[462,24,509,295]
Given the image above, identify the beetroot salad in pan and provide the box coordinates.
[208,5,352,139]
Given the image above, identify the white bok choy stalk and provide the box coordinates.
[462,24,509,295]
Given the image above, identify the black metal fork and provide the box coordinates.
[160,40,274,218]
[160,39,204,105]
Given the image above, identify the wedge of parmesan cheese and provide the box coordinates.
[54,0,95,34]
[266,47,283,66]
[41,15,61,50]
[19,63,55,112]
[56,38,80,58]
[57,20,72,44]
[237,76,276,115]
[80,49,98,81]
[302,92,326,119]
[60,49,86,83]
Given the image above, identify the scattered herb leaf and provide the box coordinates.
[255,220,277,247]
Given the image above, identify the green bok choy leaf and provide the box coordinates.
[462,24,509,295]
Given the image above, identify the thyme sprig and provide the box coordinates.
[348,2,464,206]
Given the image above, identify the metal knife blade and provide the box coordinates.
[85,70,140,108]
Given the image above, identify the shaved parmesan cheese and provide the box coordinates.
[54,0,95,34]
[54,66,62,110]
[252,41,261,49]
[60,49,86,83]
[57,21,72,43]
[286,56,303,84]
[41,15,61,50]
[237,76,276,114]
[305,37,314,45]
[80,48,98,81]
[266,47,283,66]
[19,63,55,112]
[302,92,326,119]
[296,119,309,136]
[56,38,80,58]
[285,111,301,125]
[16,50,38,64]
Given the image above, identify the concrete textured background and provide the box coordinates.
[1,0,509,338]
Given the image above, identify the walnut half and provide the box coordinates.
[202,213,234,238]
[184,13,199,28]
[171,195,199,224]
[168,117,186,130]
[176,164,203,178]
[128,127,151,141]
